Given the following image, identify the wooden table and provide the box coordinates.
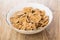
[0,0,60,40]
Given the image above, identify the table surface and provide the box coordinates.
[0,0,60,40]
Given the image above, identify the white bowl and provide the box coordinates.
[6,3,53,34]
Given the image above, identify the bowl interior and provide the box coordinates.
[6,3,53,34]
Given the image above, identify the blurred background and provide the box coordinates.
[0,0,60,40]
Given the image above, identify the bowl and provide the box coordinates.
[6,3,53,34]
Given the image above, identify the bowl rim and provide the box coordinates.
[6,2,53,34]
